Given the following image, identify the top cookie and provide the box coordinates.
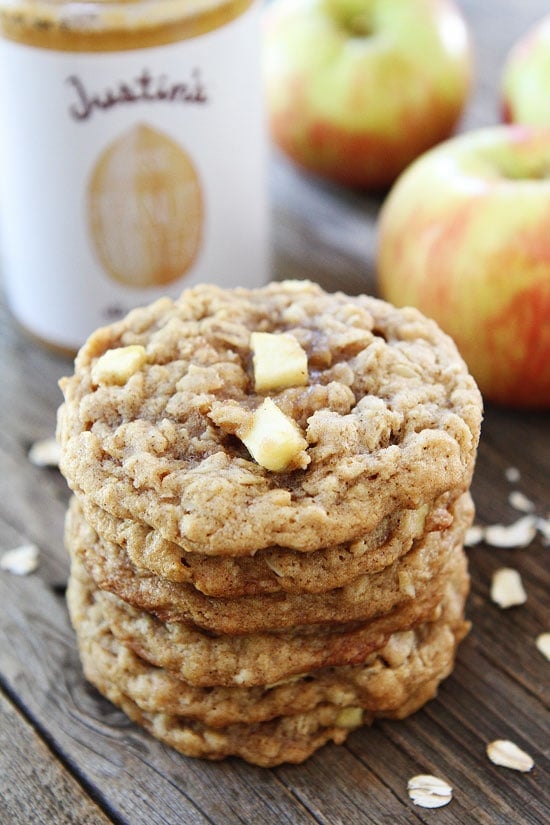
[57,281,482,556]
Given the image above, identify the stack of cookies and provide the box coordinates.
[58,280,482,767]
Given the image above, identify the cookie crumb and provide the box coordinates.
[484,515,537,548]
[486,740,534,772]
[407,774,453,808]
[508,491,535,513]
[28,437,60,468]
[504,467,521,483]
[0,544,40,575]
[490,568,527,609]
[535,633,550,661]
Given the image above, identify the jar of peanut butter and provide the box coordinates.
[0,0,270,352]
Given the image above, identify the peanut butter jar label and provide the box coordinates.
[0,2,270,350]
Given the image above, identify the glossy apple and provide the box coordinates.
[501,15,550,126]
[377,125,550,408]
[263,0,473,189]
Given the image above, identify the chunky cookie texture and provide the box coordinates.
[77,491,459,596]
[59,280,482,766]
[67,549,467,689]
[69,572,469,767]
[74,595,468,729]
[65,492,472,634]
[58,281,482,556]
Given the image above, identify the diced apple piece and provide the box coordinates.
[91,345,147,385]
[336,707,364,729]
[250,331,308,392]
[240,397,308,471]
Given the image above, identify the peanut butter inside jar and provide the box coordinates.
[0,0,255,51]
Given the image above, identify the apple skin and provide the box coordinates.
[263,0,473,189]
[377,125,550,409]
[501,15,550,126]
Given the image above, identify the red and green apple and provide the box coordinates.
[263,0,473,189]
[377,125,550,408]
[502,15,550,126]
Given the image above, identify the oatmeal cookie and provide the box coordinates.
[65,492,472,634]
[71,572,469,729]
[67,549,468,687]
[84,671,457,766]
[57,281,482,556]
[88,679,354,766]
[78,490,460,596]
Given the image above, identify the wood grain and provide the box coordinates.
[0,691,112,825]
[1,0,549,822]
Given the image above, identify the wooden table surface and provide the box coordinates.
[1,1,548,823]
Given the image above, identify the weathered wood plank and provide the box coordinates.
[0,439,69,584]
[0,689,112,825]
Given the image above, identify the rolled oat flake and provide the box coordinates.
[407,774,453,808]
[486,740,534,772]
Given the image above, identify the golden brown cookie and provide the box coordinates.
[67,549,468,687]
[57,281,482,556]
[71,571,469,729]
[68,558,469,767]
[77,490,459,596]
[88,680,355,766]
[86,673,462,766]
[65,492,472,634]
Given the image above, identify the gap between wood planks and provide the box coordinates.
[0,677,118,825]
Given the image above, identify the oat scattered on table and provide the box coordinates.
[407,774,453,808]
[486,740,534,772]
[535,633,550,661]
[465,512,540,550]
[464,525,484,547]
[28,437,60,468]
[0,544,40,575]
[504,466,521,483]
[484,515,537,548]
[508,491,535,514]
[490,568,527,609]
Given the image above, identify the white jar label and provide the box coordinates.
[0,1,270,350]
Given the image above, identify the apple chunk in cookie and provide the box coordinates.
[91,345,147,386]
[239,398,309,472]
[251,331,308,392]
[208,332,309,472]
